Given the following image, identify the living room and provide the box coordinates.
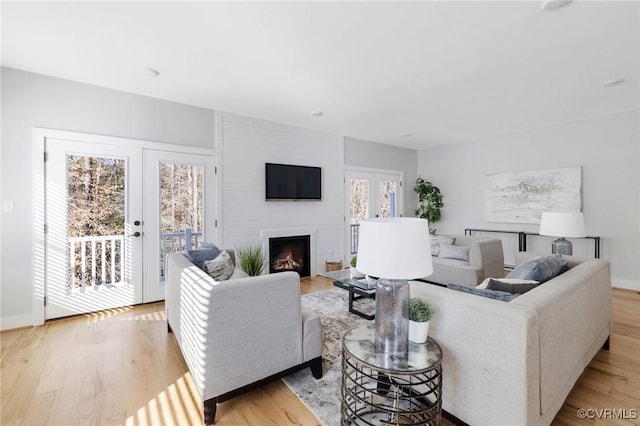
[1,1,639,425]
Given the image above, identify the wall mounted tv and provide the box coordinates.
[265,163,322,201]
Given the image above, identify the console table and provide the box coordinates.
[341,324,443,425]
[465,228,601,259]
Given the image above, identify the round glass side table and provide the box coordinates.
[341,324,443,425]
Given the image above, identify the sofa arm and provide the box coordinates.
[469,238,505,279]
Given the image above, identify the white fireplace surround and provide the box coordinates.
[260,228,317,276]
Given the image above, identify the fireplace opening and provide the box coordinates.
[269,235,311,277]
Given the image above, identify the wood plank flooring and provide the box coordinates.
[1,277,638,425]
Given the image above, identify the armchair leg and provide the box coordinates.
[167,322,173,333]
[603,336,610,351]
[204,398,217,425]
[310,357,323,379]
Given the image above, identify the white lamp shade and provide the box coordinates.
[356,217,433,279]
[539,212,586,238]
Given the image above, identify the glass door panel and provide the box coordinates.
[45,140,143,319]
[143,150,216,303]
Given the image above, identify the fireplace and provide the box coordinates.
[269,235,311,277]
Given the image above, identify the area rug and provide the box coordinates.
[282,287,375,425]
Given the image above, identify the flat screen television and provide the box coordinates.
[265,163,322,200]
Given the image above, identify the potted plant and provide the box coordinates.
[350,256,365,278]
[236,244,265,276]
[414,176,444,233]
[409,297,434,343]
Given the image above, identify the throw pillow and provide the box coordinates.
[438,243,470,261]
[476,277,540,289]
[204,250,235,281]
[447,283,519,302]
[187,243,221,270]
[429,235,455,257]
[485,278,541,294]
[506,254,569,283]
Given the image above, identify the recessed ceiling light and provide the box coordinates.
[602,78,626,88]
[542,0,572,11]
[310,111,324,117]
[401,133,412,137]
[138,67,160,77]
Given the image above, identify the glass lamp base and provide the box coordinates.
[374,278,409,355]
[551,237,573,255]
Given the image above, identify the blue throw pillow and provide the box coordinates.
[506,254,569,283]
[187,243,221,270]
[447,283,519,302]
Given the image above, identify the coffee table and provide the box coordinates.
[320,269,376,320]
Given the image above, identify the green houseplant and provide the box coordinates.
[414,176,444,232]
[409,297,434,343]
[236,244,265,277]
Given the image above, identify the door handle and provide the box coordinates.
[127,231,142,237]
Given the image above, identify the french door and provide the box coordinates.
[45,140,144,319]
[143,151,216,303]
[344,169,403,259]
[44,137,216,319]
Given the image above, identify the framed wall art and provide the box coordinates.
[485,166,582,224]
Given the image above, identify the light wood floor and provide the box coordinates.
[1,277,638,426]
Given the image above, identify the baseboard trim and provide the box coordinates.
[1,313,34,331]
[612,279,640,292]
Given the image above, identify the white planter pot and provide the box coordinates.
[409,320,430,344]
[350,267,365,279]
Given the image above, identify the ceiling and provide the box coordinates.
[2,1,638,150]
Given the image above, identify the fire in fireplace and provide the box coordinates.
[269,235,311,277]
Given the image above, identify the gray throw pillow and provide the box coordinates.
[485,278,541,294]
[438,243,470,261]
[447,283,519,302]
[187,243,221,270]
[204,250,235,281]
[506,254,569,283]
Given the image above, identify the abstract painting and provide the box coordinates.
[485,166,582,224]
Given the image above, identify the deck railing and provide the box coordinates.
[68,228,203,288]
[350,223,360,255]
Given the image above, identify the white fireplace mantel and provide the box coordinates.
[260,228,317,276]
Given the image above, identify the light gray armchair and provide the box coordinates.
[423,235,505,287]
[166,250,323,424]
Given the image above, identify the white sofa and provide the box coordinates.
[410,252,612,425]
[166,250,323,425]
[424,235,505,287]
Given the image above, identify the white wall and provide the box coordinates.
[220,113,343,274]
[344,137,418,217]
[417,110,640,290]
[1,68,217,329]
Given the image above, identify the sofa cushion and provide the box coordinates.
[506,254,569,283]
[229,267,250,280]
[447,283,519,301]
[486,278,541,294]
[187,243,221,269]
[439,243,470,261]
[204,250,235,281]
[430,235,455,256]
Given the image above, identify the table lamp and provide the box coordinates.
[539,211,585,255]
[356,217,433,355]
